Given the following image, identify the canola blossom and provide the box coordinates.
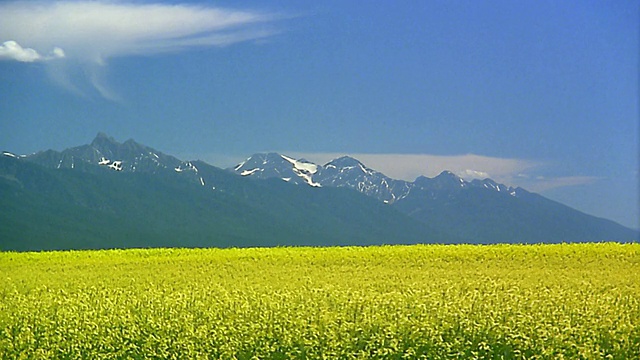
[1,243,638,358]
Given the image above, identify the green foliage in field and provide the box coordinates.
[1,243,639,359]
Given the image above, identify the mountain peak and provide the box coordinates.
[230,152,322,187]
[437,170,457,177]
[25,133,185,174]
[94,131,110,139]
[91,132,119,147]
[414,171,467,189]
[434,171,465,183]
[325,156,365,169]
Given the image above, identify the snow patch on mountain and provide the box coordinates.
[241,168,261,176]
[296,170,321,187]
[281,154,318,174]
[358,163,372,175]
[234,161,246,171]
[108,161,123,171]
[174,162,198,173]
[278,154,322,186]
[97,157,123,171]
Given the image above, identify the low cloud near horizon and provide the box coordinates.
[0,0,284,98]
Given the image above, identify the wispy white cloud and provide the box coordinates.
[0,40,64,62]
[0,1,284,97]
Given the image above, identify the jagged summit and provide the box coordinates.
[91,132,117,145]
[423,171,467,189]
[90,134,149,156]
[22,133,192,175]
[413,174,457,191]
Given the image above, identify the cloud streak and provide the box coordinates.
[521,175,601,192]
[0,1,284,97]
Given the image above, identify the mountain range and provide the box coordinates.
[1,133,637,251]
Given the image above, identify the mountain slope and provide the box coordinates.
[394,176,638,243]
[1,138,447,251]
[231,153,639,243]
[2,134,636,251]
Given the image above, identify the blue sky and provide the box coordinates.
[1,0,638,229]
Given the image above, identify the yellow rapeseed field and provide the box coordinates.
[1,243,638,359]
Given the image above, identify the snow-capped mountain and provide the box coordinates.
[25,132,185,173]
[233,153,413,202]
[1,133,637,251]
[22,132,211,187]
[233,153,321,187]
[2,135,440,251]
[319,156,413,203]
[230,152,639,243]
[230,153,523,203]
